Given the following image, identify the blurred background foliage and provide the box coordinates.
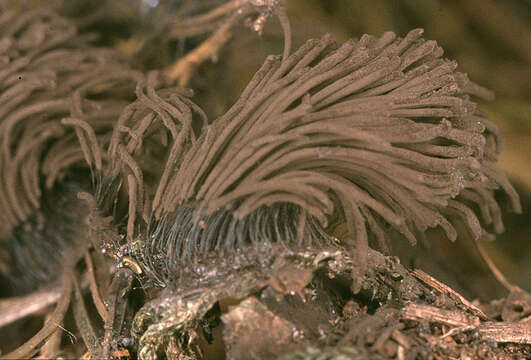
[6,0,530,297]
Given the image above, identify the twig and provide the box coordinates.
[166,9,248,86]
[403,303,480,328]
[477,322,531,344]
[440,325,476,339]
[403,303,531,344]
[412,269,488,320]
[55,323,77,344]
[126,174,137,241]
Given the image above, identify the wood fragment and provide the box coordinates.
[403,303,480,328]
[477,322,531,344]
[440,325,476,339]
[166,9,247,86]
[412,269,488,320]
[403,303,531,345]
[396,344,405,360]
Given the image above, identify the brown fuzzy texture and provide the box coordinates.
[135,30,521,285]
[0,8,144,291]
[0,7,209,289]
[101,71,207,242]
[0,8,142,240]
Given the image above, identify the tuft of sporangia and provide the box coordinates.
[122,29,522,289]
[0,8,142,290]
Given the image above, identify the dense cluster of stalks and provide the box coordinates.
[94,73,208,253]
[0,2,522,359]
[0,8,146,290]
[129,29,522,286]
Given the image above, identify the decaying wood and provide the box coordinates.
[403,303,531,344]
[412,268,488,320]
[477,322,531,344]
